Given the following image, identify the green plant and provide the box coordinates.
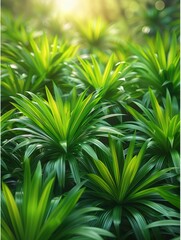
[122,88,180,170]
[1,34,78,101]
[1,109,15,134]
[10,84,121,187]
[1,11,34,46]
[1,66,46,102]
[1,6,180,240]
[130,32,180,98]
[1,109,24,185]
[2,158,113,240]
[3,34,77,74]
[74,18,118,53]
[73,54,129,101]
[84,136,179,239]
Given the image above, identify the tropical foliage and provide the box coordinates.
[2,158,113,240]
[1,2,180,240]
[72,54,129,100]
[2,34,78,102]
[84,137,179,239]
[10,84,121,188]
[121,89,180,170]
[130,32,180,98]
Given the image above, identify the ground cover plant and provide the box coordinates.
[1,0,180,239]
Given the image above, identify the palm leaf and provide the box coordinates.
[2,183,24,239]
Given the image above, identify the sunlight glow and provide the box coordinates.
[54,0,85,17]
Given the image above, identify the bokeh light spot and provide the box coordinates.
[155,1,165,11]
[142,26,151,34]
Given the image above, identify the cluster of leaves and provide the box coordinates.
[1,10,180,240]
[129,32,180,99]
[1,13,78,105]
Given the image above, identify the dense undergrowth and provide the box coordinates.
[1,2,180,239]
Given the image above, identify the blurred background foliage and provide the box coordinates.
[2,0,180,42]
